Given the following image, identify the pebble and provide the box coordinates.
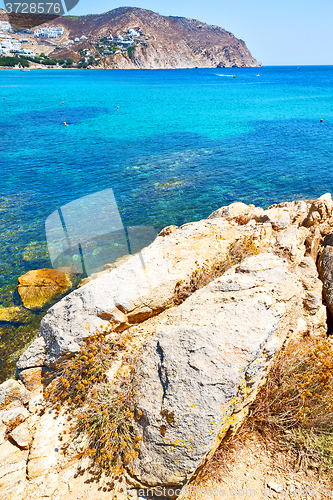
[267,482,283,493]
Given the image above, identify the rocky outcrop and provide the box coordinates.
[17,220,242,369]
[0,380,28,410]
[2,194,333,499]
[132,253,303,486]
[17,269,75,311]
[0,440,29,500]
[318,234,333,317]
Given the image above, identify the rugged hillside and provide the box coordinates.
[52,7,259,68]
[0,7,260,69]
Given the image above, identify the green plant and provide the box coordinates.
[127,46,136,57]
[0,56,29,68]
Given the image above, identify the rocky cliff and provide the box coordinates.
[2,193,333,499]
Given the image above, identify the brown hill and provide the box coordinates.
[54,7,260,68]
[0,7,260,69]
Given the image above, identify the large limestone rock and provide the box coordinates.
[304,193,333,227]
[9,415,39,449]
[0,406,30,428]
[18,219,242,369]
[207,202,262,223]
[17,367,53,394]
[258,207,290,230]
[0,421,6,446]
[27,410,67,479]
[131,254,303,486]
[17,268,74,311]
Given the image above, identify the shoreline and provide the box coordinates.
[1,193,333,498]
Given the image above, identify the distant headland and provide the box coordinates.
[0,6,261,69]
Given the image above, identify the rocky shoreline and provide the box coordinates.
[1,193,333,499]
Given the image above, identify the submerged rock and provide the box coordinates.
[0,306,31,324]
[17,268,74,311]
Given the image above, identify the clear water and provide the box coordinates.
[1,66,333,380]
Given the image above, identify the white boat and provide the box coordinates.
[20,68,30,72]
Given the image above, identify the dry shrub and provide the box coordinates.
[45,327,140,475]
[249,334,333,470]
[174,236,260,305]
[76,372,141,474]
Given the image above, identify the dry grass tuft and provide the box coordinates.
[183,335,333,493]
[45,327,140,475]
[174,236,260,305]
[249,334,333,471]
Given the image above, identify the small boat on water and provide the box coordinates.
[20,68,30,72]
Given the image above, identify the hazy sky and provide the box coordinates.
[3,0,333,65]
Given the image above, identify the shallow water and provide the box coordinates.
[1,66,333,381]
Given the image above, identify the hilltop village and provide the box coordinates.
[0,19,147,67]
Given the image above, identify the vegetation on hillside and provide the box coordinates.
[0,56,29,67]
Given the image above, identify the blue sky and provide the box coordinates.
[68,0,333,65]
[3,0,333,65]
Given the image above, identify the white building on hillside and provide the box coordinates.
[0,38,21,53]
[34,26,64,38]
[22,49,36,56]
[128,28,140,37]
[0,22,12,33]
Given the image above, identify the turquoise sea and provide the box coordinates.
[1,65,333,380]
